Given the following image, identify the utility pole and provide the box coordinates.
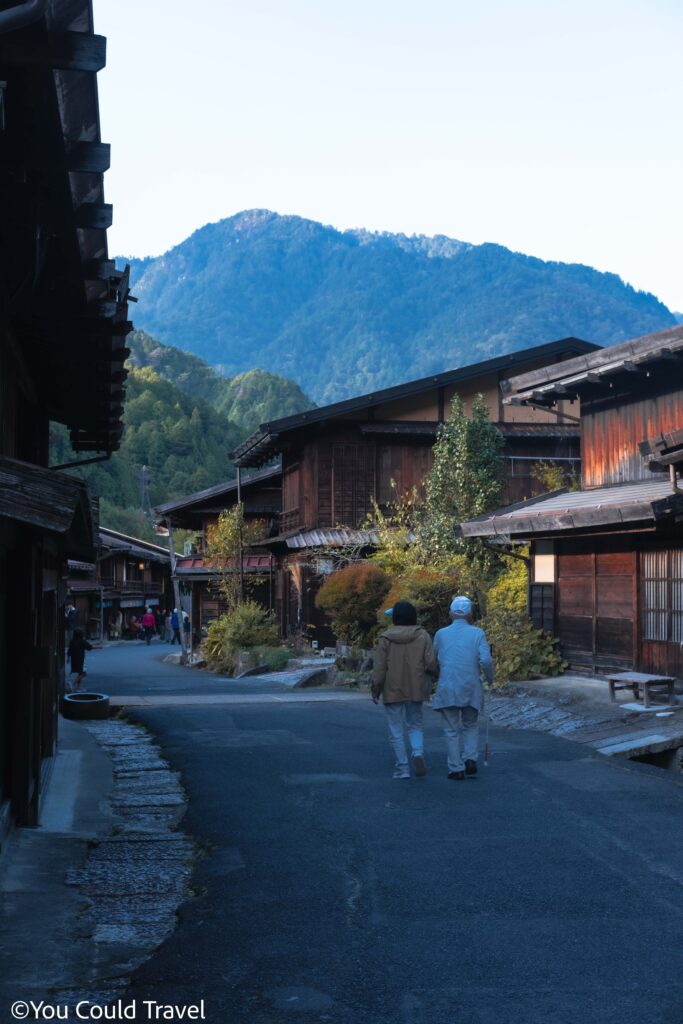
[237,466,245,603]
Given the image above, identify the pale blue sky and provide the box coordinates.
[98,0,683,309]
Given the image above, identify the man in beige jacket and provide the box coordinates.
[372,601,438,779]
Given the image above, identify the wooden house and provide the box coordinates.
[154,466,282,631]
[0,1,131,829]
[461,325,683,677]
[231,340,597,644]
[67,529,174,639]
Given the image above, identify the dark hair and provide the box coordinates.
[72,628,84,639]
[392,600,417,626]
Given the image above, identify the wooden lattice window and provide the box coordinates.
[642,549,683,642]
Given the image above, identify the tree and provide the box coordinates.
[204,504,266,609]
[418,393,504,568]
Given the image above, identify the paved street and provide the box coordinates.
[86,644,683,1024]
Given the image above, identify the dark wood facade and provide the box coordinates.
[155,468,281,633]
[465,326,683,678]
[232,340,595,644]
[67,529,174,639]
[0,1,131,831]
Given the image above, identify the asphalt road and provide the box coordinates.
[91,646,683,1024]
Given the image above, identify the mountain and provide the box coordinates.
[121,210,677,404]
[127,330,315,430]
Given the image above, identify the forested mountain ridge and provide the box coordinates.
[121,210,676,404]
[51,335,314,539]
[127,330,315,431]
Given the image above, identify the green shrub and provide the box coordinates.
[316,562,391,646]
[483,556,565,687]
[203,600,280,673]
[253,646,292,672]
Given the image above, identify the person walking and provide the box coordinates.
[371,600,438,779]
[164,609,173,643]
[432,596,493,780]
[142,607,156,645]
[171,608,181,645]
[182,611,191,650]
[67,628,92,691]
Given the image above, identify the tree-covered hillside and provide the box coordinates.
[122,210,677,404]
[52,334,314,538]
[52,368,245,540]
[127,330,315,430]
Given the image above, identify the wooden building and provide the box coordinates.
[0,1,131,830]
[231,340,597,644]
[461,326,683,677]
[154,467,282,632]
[67,528,174,639]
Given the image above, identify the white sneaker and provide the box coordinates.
[392,768,410,780]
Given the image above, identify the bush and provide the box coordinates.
[380,563,465,635]
[203,600,280,673]
[253,646,292,672]
[316,563,391,646]
[483,557,566,686]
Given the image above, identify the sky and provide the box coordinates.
[97,0,683,310]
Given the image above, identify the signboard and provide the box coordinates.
[145,598,160,606]
[95,601,113,609]
[120,598,145,608]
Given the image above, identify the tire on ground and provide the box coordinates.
[62,692,110,720]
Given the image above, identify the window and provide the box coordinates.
[642,549,683,642]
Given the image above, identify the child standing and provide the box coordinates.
[67,628,93,691]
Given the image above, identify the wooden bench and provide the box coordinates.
[606,671,676,709]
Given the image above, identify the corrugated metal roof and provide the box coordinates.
[286,529,381,549]
[461,478,677,538]
[175,554,273,574]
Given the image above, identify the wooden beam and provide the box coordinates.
[0,31,106,72]
[82,259,115,280]
[73,202,113,230]
[66,141,110,173]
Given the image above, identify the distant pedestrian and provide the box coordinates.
[171,608,181,645]
[182,611,191,648]
[432,596,493,780]
[142,607,156,645]
[65,602,77,644]
[164,609,173,643]
[371,601,438,779]
[67,628,92,691]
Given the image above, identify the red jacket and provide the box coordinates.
[142,612,155,629]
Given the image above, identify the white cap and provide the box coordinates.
[450,596,472,617]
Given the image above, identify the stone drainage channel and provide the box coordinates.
[58,719,195,1011]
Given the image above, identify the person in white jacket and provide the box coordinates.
[432,596,494,780]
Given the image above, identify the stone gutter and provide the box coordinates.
[58,719,196,1010]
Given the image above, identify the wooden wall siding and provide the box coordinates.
[376,444,434,506]
[374,394,440,422]
[582,387,683,487]
[332,444,376,527]
[281,463,301,531]
[556,544,635,670]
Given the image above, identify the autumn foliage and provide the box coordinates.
[315,563,391,645]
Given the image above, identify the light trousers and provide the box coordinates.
[439,705,479,773]
[384,701,424,777]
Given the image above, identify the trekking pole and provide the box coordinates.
[483,708,490,767]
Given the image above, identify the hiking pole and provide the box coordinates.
[483,708,490,767]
